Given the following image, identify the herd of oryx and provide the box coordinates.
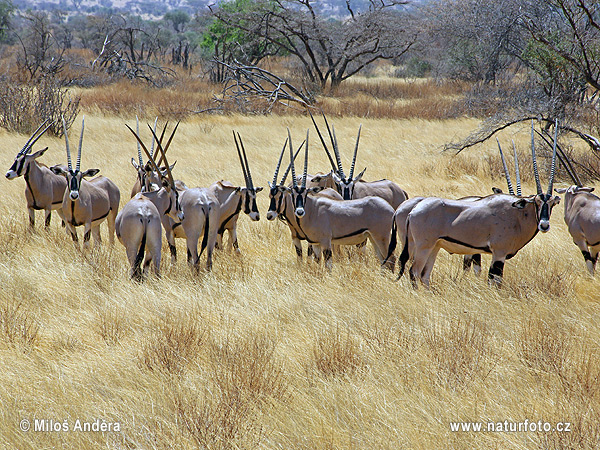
[5,113,600,286]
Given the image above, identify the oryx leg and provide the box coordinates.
[323,244,334,271]
[185,231,201,273]
[228,226,241,254]
[145,226,162,277]
[307,245,315,260]
[311,245,322,264]
[83,223,92,250]
[292,237,303,263]
[106,210,116,246]
[409,244,436,288]
[488,255,507,287]
[369,234,395,271]
[28,207,35,228]
[420,248,440,287]
[205,210,219,271]
[66,223,79,248]
[472,254,482,276]
[590,245,600,275]
[165,227,177,264]
[92,226,102,247]
[56,209,65,228]
[44,209,52,228]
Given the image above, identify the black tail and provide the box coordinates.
[132,228,147,282]
[396,217,411,280]
[383,218,397,266]
[199,207,210,257]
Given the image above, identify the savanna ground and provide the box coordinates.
[0,79,599,450]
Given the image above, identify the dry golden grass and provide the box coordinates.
[0,112,599,449]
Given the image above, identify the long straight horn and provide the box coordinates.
[496,138,514,195]
[76,116,85,171]
[150,117,158,158]
[127,124,160,176]
[302,129,309,188]
[348,124,361,180]
[547,119,558,196]
[531,120,543,194]
[272,137,288,185]
[20,119,50,155]
[237,132,254,189]
[233,131,250,188]
[136,116,143,165]
[62,116,72,171]
[512,140,521,196]
[280,140,304,185]
[146,124,175,187]
[156,121,180,168]
[288,128,297,188]
[309,110,337,173]
[331,124,346,180]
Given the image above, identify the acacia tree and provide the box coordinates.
[210,0,417,90]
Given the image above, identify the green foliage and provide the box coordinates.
[163,10,190,33]
[0,0,14,43]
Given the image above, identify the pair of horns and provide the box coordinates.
[233,132,254,190]
[310,111,362,181]
[63,116,84,172]
[288,128,310,189]
[136,116,158,166]
[126,121,177,188]
[19,119,54,156]
[271,137,306,186]
[535,127,583,188]
[531,119,558,196]
[496,138,521,196]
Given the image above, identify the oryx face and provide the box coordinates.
[512,194,561,233]
[333,169,366,200]
[267,184,286,221]
[291,186,324,218]
[6,148,48,179]
[51,166,100,200]
[240,187,263,221]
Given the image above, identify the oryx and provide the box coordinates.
[392,120,560,287]
[209,132,263,253]
[120,123,184,280]
[282,129,396,269]
[51,117,121,248]
[310,112,408,208]
[5,120,67,228]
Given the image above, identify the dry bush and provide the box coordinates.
[558,347,600,404]
[0,78,80,136]
[96,305,128,346]
[332,79,469,100]
[139,311,207,376]
[0,301,39,349]
[312,326,366,378]
[519,317,572,375]
[423,316,492,389]
[359,318,422,357]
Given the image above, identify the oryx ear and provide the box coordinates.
[169,161,176,171]
[511,198,532,209]
[492,187,503,194]
[50,165,67,176]
[353,167,367,181]
[131,158,140,170]
[311,175,323,182]
[554,188,568,194]
[578,187,594,193]
[309,187,324,194]
[82,168,100,178]
[255,187,263,193]
[234,186,242,193]
[30,147,48,159]
[553,195,561,205]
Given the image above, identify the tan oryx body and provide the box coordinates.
[5,121,67,228]
[208,132,263,253]
[282,129,395,270]
[119,122,184,280]
[52,117,120,248]
[393,121,561,287]
[556,186,600,275]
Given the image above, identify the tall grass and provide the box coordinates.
[0,113,598,449]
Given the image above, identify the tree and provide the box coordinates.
[0,0,14,43]
[210,0,417,90]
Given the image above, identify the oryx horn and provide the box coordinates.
[156,121,179,168]
[233,131,251,189]
[76,116,85,172]
[288,128,297,188]
[309,110,337,173]
[496,138,514,195]
[512,140,521,196]
[146,123,176,187]
[20,119,53,155]
[272,137,288,185]
[237,132,254,189]
[531,120,543,195]
[331,124,346,181]
[62,116,72,171]
[150,117,158,158]
[136,115,143,166]
[280,140,305,186]
[302,129,309,189]
[348,124,361,180]
[547,119,558,196]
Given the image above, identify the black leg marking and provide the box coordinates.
[488,261,504,281]
[29,216,35,228]
[472,254,481,268]
[187,249,193,264]
[582,250,594,263]
[307,246,314,258]
[71,232,78,242]
[409,265,417,288]
[169,244,177,259]
[463,256,472,271]
[295,246,302,258]
[233,240,239,250]
[84,231,91,242]
[323,248,332,263]
[45,214,51,228]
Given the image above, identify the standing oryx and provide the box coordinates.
[310,112,408,208]
[51,117,121,248]
[392,120,560,287]
[120,123,184,280]
[209,132,263,253]
[281,129,396,269]
[5,120,67,228]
